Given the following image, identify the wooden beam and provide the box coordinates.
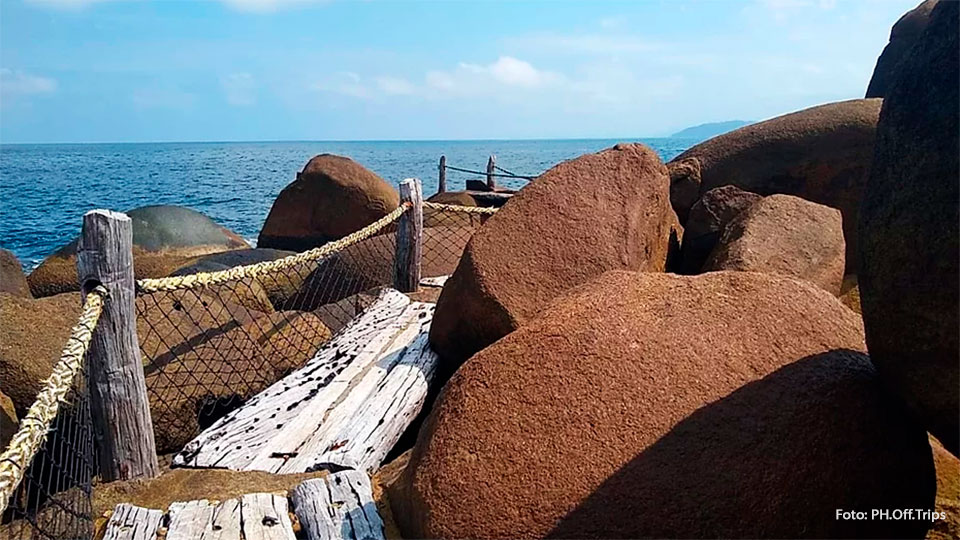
[486,154,497,189]
[103,504,164,540]
[394,178,423,293]
[164,495,296,540]
[76,209,158,481]
[291,471,385,540]
[438,155,446,193]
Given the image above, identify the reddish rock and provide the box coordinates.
[667,157,701,223]
[0,249,31,298]
[427,191,477,207]
[28,205,249,298]
[670,99,881,272]
[679,185,762,274]
[258,154,400,251]
[704,194,846,295]
[867,0,939,98]
[928,435,960,540]
[429,143,678,373]
[399,271,934,539]
[859,0,959,456]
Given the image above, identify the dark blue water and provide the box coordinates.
[0,139,694,270]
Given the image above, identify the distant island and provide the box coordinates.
[672,120,753,140]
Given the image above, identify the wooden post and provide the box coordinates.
[486,154,497,189]
[438,155,446,194]
[77,209,159,481]
[394,178,423,293]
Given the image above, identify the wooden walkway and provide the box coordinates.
[102,471,384,540]
[173,288,438,474]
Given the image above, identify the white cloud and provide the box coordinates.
[221,73,256,106]
[375,76,416,96]
[426,56,562,95]
[504,33,661,55]
[0,69,57,98]
[312,72,373,99]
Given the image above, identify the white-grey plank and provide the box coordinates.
[103,503,163,540]
[239,493,296,540]
[290,471,385,540]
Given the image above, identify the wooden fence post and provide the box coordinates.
[77,209,159,481]
[486,155,497,189]
[438,155,446,194]
[394,178,423,293]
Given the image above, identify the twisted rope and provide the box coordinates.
[136,204,410,293]
[0,287,107,514]
[424,201,500,215]
[442,164,534,180]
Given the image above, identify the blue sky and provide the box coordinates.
[1,0,918,143]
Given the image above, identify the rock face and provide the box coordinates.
[398,271,935,539]
[427,191,477,207]
[929,435,960,540]
[258,154,400,252]
[27,205,249,298]
[0,292,81,415]
[0,249,31,298]
[679,185,762,274]
[429,144,678,372]
[669,99,881,272]
[667,157,701,223]
[859,0,959,456]
[1,389,16,451]
[704,194,846,295]
[867,0,939,98]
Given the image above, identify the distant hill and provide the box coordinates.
[672,120,753,140]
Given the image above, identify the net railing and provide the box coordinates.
[0,288,105,540]
[0,199,497,539]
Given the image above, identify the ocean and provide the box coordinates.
[0,139,695,270]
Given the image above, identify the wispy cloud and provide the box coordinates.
[312,72,373,99]
[425,56,563,96]
[0,69,57,100]
[375,76,416,96]
[221,73,256,106]
[504,32,662,55]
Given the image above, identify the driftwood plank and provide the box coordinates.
[290,471,385,540]
[166,500,217,540]
[419,275,449,288]
[311,326,437,473]
[239,493,296,540]
[174,289,425,472]
[277,302,433,473]
[103,503,163,540]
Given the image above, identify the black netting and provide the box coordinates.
[1,360,96,540]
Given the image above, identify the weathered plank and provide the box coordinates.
[77,209,159,481]
[175,289,436,474]
[103,503,163,540]
[166,499,217,540]
[239,493,296,540]
[311,326,436,473]
[291,471,385,540]
[420,275,449,288]
[394,178,423,293]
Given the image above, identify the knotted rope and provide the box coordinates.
[0,286,107,514]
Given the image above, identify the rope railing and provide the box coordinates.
[424,201,499,215]
[441,164,534,180]
[0,286,107,515]
[136,203,410,294]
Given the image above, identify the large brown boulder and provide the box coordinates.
[704,194,846,295]
[667,157,701,223]
[0,292,81,415]
[929,435,960,540]
[27,205,249,298]
[867,0,939,98]
[429,143,678,372]
[679,185,762,274]
[258,154,400,251]
[0,249,31,298]
[170,248,297,313]
[859,0,959,456]
[397,271,935,539]
[138,289,332,452]
[669,99,881,272]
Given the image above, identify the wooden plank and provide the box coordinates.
[277,302,433,474]
[173,289,423,472]
[394,178,423,293]
[103,503,163,540]
[311,323,437,473]
[291,471,385,540]
[77,209,159,481]
[420,275,449,288]
[166,500,216,540]
[239,493,296,540]
[204,498,242,540]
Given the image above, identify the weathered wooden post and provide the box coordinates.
[438,155,446,194]
[486,154,497,189]
[77,209,159,481]
[394,178,423,293]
